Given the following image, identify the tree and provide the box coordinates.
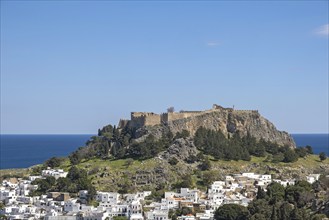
[285,181,313,208]
[256,186,267,199]
[69,151,82,165]
[267,182,285,204]
[30,166,44,175]
[249,213,266,220]
[248,199,271,218]
[181,207,193,215]
[199,157,211,171]
[270,205,278,220]
[168,209,178,220]
[44,157,63,168]
[295,147,308,158]
[56,177,74,192]
[31,176,56,195]
[201,170,220,186]
[290,207,310,220]
[271,153,284,163]
[279,202,294,220]
[305,145,313,154]
[319,152,327,161]
[214,204,249,220]
[101,141,110,158]
[176,175,193,189]
[175,130,190,139]
[283,149,298,163]
[68,166,87,181]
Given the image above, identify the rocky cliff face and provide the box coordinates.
[135,109,296,148]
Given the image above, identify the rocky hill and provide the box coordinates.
[125,105,296,148]
[48,103,325,193]
[167,111,295,147]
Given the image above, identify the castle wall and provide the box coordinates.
[130,112,161,127]
[125,104,258,129]
[179,111,202,114]
[131,112,146,118]
[167,112,201,121]
[161,113,168,123]
[130,116,145,128]
[144,114,161,126]
[233,110,258,114]
[118,119,129,129]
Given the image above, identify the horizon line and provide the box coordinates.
[1,132,328,135]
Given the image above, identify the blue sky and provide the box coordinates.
[1,1,328,134]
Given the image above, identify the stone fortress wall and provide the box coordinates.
[161,111,203,122]
[234,110,259,114]
[130,112,161,127]
[118,104,259,129]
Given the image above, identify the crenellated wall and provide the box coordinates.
[124,104,259,128]
[233,110,259,114]
[130,112,161,127]
[167,112,202,121]
[144,114,161,126]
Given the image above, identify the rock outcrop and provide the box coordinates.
[129,107,296,148]
[165,110,296,148]
[161,138,198,161]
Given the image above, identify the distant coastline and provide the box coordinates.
[0,133,328,170]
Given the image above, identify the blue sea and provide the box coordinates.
[0,134,328,169]
[292,134,328,156]
[0,134,93,169]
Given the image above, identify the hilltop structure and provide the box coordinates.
[119,104,258,129]
[118,104,295,148]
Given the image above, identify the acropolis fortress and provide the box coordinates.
[118,104,258,129]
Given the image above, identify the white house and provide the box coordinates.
[42,169,68,179]
[82,211,110,220]
[210,181,225,191]
[0,189,16,201]
[180,188,199,203]
[306,174,321,184]
[96,192,120,206]
[107,204,128,216]
[64,199,81,212]
[17,196,33,204]
[161,197,179,209]
[29,176,42,181]
[145,210,168,220]
[272,179,295,187]
[130,213,144,220]
[129,200,142,214]
[164,192,177,199]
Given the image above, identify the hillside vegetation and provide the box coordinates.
[13,153,325,193]
[2,123,327,193]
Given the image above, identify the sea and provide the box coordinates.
[0,134,328,170]
[0,134,93,170]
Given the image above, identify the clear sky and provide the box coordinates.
[1,1,328,134]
